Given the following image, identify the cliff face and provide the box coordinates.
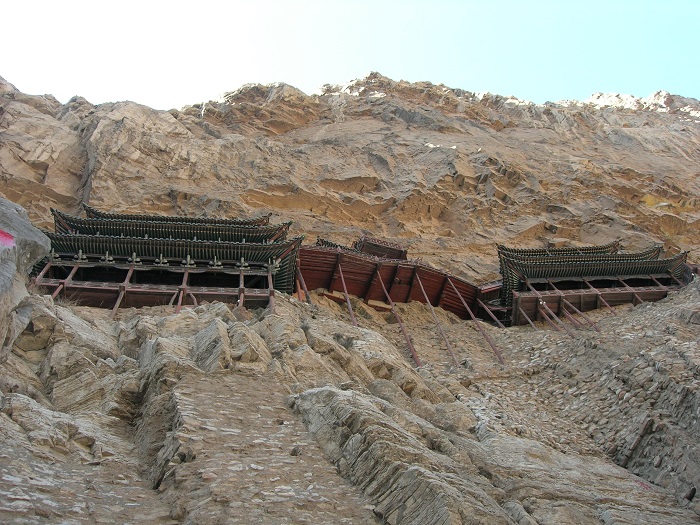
[2,73,699,280]
[1,74,700,524]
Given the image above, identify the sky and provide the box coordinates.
[3,0,699,110]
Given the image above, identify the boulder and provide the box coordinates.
[0,197,50,359]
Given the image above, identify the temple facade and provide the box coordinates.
[34,207,303,315]
[33,207,695,335]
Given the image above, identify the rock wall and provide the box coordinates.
[0,197,49,360]
[2,285,699,523]
[2,73,699,281]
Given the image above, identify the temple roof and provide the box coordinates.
[498,248,688,306]
[83,204,272,226]
[45,232,303,295]
[53,208,290,243]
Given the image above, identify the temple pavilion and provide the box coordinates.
[34,206,303,315]
[494,242,691,328]
[34,206,694,338]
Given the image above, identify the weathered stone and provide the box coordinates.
[0,198,50,358]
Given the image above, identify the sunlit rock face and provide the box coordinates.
[1,74,700,524]
[0,196,49,359]
[2,73,699,282]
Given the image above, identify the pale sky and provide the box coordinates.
[3,0,699,110]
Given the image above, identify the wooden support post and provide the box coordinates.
[537,304,561,331]
[525,281,576,338]
[30,262,52,292]
[518,307,539,330]
[330,249,342,294]
[617,277,644,305]
[667,272,685,287]
[110,264,134,319]
[337,263,358,327]
[477,298,506,329]
[238,266,245,307]
[447,278,505,365]
[547,280,600,332]
[649,275,669,291]
[583,278,616,315]
[377,270,422,367]
[415,273,459,366]
[267,265,275,313]
[52,264,79,300]
[512,293,521,325]
[296,258,312,304]
[176,269,189,313]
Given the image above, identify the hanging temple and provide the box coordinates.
[32,206,696,363]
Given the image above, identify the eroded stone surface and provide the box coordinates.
[1,286,698,523]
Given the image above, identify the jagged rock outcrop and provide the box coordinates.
[2,73,699,281]
[0,197,49,360]
[2,282,700,523]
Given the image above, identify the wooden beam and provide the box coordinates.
[377,270,422,367]
[547,280,600,332]
[415,273,459,366]
[188,293,198,306]
[583,278,616,315]
[525,281,576,338]
[30,262,52,292]
[329,249,342,294]
[477,298,506,329]
[175,269,189,313]
[51,264,79,299]
[110,264,134,319]
[267,265,275,313]
[337,263,358,327]
[616,277,644,305]
[648,275,669,291]
[296,257,312,304]
[518,307,539,330]
[537,304,561,331]
[238,265,245,307]
[447,278,504,365]
[364,261,386,304]
[667,272,685,286]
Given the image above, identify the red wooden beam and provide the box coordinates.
[296,257,312,304]
[30,262,52,292]
[267,265,275,313]
[525,281,576,338]
[110,264,135,318]
[175,269,189,313]
[583,278,616,315]
[537,305,561,331]
[447,278,504,365]
[518,306,539,330]
[477,298,506,329]
[337,263,358,327]
[415,273,458,366]
[51,264,79,299]
[616,277,644,305]
[376,270,422,368]
[547,280,600,332]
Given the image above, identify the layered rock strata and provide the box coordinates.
[2,280,699,523]
[2,74,699,281]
